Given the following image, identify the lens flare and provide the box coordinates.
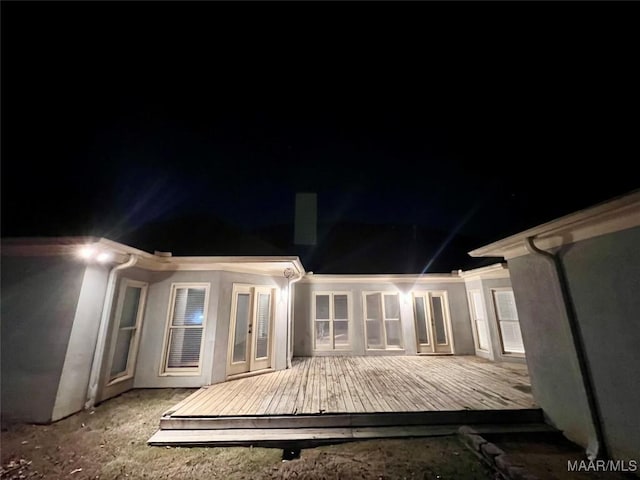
[78,245,96,259]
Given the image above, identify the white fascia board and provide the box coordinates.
[95,238,156,259]
[468,190,640,260]
[458,263,510,281]
[137,255,305,276]
[300,273,464,284]
[1,237,305,277]
[1,236,101,256]
[1,237,153,260]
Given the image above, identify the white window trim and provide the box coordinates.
[105,279,148,386]
[491,287,525,356]
[362,291,404,351]
[312,291,353,351]
[467,289,489,352]
[160,282,210,376]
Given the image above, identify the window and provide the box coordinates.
[313,292,351,350]
[161,283,209,374]
[492,288,525,354]
[108,280,148,384]
[363,292,403,350]
[468,290,489,351]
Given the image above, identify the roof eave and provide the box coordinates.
[468,190,640,260]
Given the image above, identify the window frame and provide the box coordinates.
[362,291,404,351]
[491,287,525,356]
[468,289,489,352]
[106,279,148,386]
[312,291,352,351]
[160,282,210,376]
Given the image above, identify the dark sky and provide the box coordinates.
[2,2,639,272]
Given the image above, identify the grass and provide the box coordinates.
[1,388,491,480]
[4,388,636,479]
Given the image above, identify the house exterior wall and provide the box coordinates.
[1,256,89,423]
[468,191,640,460]
[52,264,109,420]
[558,226,640,460]
[508,254,597,452]
[293,280,474,357]
[133,270,287,389]
[444,283,475,355]
[508,228,640,459]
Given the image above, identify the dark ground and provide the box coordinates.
[2,389,638,480]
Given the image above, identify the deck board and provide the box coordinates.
[167,356,536,418]
[149,422,556,447]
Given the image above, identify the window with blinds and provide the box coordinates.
[162,284,209,373]
[492,289,525,354]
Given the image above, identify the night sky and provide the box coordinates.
[2,2,639,273]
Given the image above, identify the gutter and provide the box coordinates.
[85,254,139,409]
[284,268,304,369]
[524,237,607,460]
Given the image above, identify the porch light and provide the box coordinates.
[77,244,114,263]
[78,245,96,259]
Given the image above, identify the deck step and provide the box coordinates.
[160,408,545,430]
[148,423,556,447]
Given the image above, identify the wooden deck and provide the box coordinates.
[164,355,535,418]
[149,356,543,446]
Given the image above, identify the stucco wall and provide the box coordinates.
[559,226,640,460]
[508,254,597,450]
[446,283,475,355]
[1,256,87,423]
[52,264,109,420]
[293,281,474,357]
[133,270,287,388]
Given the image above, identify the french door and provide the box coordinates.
[228,285,274,376]
[413,291,453,354]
